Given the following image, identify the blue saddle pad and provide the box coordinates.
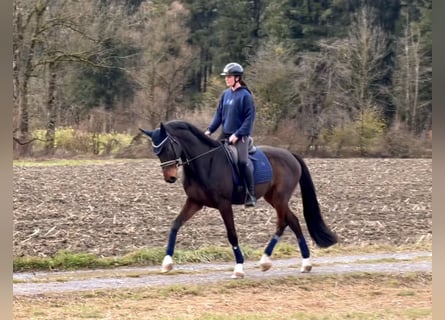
[250,149,273,184]
[230,148,273,186]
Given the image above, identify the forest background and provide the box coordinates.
[13,0,432,159]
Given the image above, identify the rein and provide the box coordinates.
[158,135,222,168]
[180,145,222,166]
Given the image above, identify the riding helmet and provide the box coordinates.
[220,62,244,76]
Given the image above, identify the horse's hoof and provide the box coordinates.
[161,255,173,273]
[161,263,173,273]
[231,263,245,279]
[300,258,312,273]
[300,265,312,273]
[231,271,245,279]
[259,254,272,272]
[260,262,272,272]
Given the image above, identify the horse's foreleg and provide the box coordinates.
[162,198,202,273]
[219,204,245,279]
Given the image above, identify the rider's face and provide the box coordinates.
[225,75,236,87]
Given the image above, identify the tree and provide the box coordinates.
[128,1,195,127]
[182,0,219,93]
[297,5,391,153]
[318,6,391,114]
[393,0,431,134]
[262,0,346,53]
[13,0,48,155]
[248,41,300,134]
[69,37,141,112]
[212,0,266,68]
[183,0,266,94]
[13,0,111,154]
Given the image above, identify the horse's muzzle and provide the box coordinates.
[165,176,177,183]
[163,166,178,183]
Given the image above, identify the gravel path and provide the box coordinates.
[13,251,432,296]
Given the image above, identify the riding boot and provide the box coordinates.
[239,163,256,207]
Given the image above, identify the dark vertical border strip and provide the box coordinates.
[0,0,12,318]
[432,0,444,317]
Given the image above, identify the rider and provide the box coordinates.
[205,62,257,207]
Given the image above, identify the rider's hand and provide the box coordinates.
[229,134,238,144]
[204,130,211,136]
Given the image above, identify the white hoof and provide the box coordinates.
[300,258,312,273]
[259,254,272,272]
[161,255,173,273]
[231,263,245,279]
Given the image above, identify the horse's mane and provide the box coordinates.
[164,120,221,148]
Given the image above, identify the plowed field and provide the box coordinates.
[13,158,432,258]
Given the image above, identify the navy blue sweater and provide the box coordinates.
[208,86,256,137]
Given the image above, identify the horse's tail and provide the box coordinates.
[292,153,338,248]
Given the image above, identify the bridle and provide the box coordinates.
[152,135,181,168]
[153,135,222,168]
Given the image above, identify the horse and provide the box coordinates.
[140,120,337,278]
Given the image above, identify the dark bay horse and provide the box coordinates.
[140,120,337,278]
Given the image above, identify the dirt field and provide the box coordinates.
[13,272,432,320]
[13,158,432,258]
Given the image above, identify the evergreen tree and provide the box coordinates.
[71,38,140,111]
[263,0,348,53]
[182,0,219,92]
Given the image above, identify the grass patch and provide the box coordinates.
[397,290,416,297]
[13,158,145,167]
[13,241,431,273]
[13,246,247,272]
[310,241,432,257]
[158,284,204,297]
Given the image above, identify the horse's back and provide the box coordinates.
[258,145,301,185]
[258,145,299,166]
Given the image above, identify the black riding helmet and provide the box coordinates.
[220,62,244,76]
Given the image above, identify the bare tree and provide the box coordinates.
[13,0,101,155]
[13,0,48,155]
[319,6,390,114]
[248,40,300,134]
[393,10,432,134]
[274,5,391,154]
[129,1,195,128]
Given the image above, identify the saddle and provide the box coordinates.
[221,136,256,167]
[220,137,272,204]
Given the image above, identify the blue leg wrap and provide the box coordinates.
[298,237,310,259]
[233,246,244,264]
[264,235,280,256]
[166,229,178,257]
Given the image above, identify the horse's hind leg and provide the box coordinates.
[161,198,202,273]
[259,225,286,272]
[263,193,312,273]
[285,211,312,273]
[260,195,288,272]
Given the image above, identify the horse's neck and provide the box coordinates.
[177,132,219,157]
[177,135,225,170]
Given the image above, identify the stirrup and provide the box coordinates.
[245,194,256,207]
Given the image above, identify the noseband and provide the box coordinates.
[153,135,222,168]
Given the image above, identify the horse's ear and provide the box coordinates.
[139,128,153,138]
[160,123,167,136]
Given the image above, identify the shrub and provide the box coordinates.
[381,122,430,158]
[318,108,386,156]
[31,127,134,157]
